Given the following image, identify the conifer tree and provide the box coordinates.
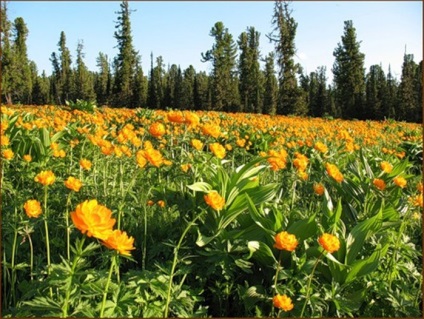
[201,21,239,111]
[50,31,72,104]
[1,1,13,104]
[262,52,278,115]
[398,54,419,122]
[193,71,210,110]
[32,71,51,105]
[268,0,303,115]
[131,56,148,108]
[332,20,366,119]
[365,64,387,120]
[112,0,139,107]
[95,52,112,106]
[74,40,96,102]
[147,54,165,109]
[181,65,196,109]
[383,65,398,119]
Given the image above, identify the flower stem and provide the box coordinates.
[100,252,116,318]
[271,251,283,317]
[163,211,206,318]
[43,185,53,298]
[300,252,323,318]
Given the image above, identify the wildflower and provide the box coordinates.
[318,233,340,253]
[23,154,32,162]
[393,176,407,188]
[2,149,14,160]
[410,194,423,208]
[184,111,200,127]
[80,159,92,171]
[181,163,191,173]
[273,294,294,311]
[157,200,166,208]
[267,149,288,171]
[274,231,298,252]
[380,161,393,174]
[209,143,226,159]
[70,199,116,240]
[24,200,42,218]
[298,170,308,181]
[167,110,185,124]
[325,163,344,183]
[314,141,328,153]
[313,183,325,196]
[34,170,56,186]
[417,182,423,193]
[136,151,147,168]
[149,122,166,138]
[64,176,83,192]
[204,191,225,211]
[373,178,386,191]
[137,148,164,167]
[1,135,10,146]
[191,139,203,151]
[147,200,155,206]
[102,230,135,256]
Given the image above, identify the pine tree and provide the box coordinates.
[262,52,278,115]
[201,21,239,112]
[332,20,366,119]
[112,0,139,108]
[365,64,387,120]
[147,54,165,109]
[416,60,423,122]
[238,27,262,113]
[74,40,96,102]
[32,71,51,105]
[268,0,304,115]
[383,65,398,119]
[307,67,328,117]
[398,54,419,122]
[95,52,112,106]
[181,65,196,110]
[193,71,210,110]
[131,55,147,108]
[1,1,13,104]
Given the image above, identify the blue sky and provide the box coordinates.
[8,1,423,82]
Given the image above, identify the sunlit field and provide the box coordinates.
[1,104,422,317]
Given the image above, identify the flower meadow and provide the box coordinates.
[1,104,422,317]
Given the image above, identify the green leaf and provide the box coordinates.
[247,240,277,265]
[287,213,318,241]
[187,182,212,193]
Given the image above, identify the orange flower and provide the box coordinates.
[273,294,294,311]
[410,194,423,208]
[201,123,221,138]
[267,149,288,171]
[209,143,226,159]
[102,229,135,256]
[80,159,92,170]
[184,111,200,127]
[64,176,83,192]
[1,135,10,146]
[191,139,203,151]
[149,122,166,138]
[314,141,328,153]
[70,199,116,240]
[313,183,325,196]
[325,163,344,183]
[417,182,423,193]
[136,151,147,168]
[204,191,225,211]
[181,163,191,173]
[34,170,56,186]
[274,231,298,251]
[157,200,166,208]
[2,149,14,160]
[293,152,309,171]
[23,154,32,162]
[24,199,42,218]
[147,200,155,206]
[393,176,407,188]
[373,178,386,191]
[380,161,393,174]
[318,233,340,253]
[167,110,185,124]
[137,148,164,167]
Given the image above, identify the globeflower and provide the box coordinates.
[24,199,42,218]
[394,176,407,188]
[380,161,393,174]
[70,200,116,240]
[313,183,325,196]
[149,122,166,138]
[204,191,225,211]
[64,176,83,192]
[23,154,32,162]
[209,143,226,159]
[325,163,344,183]
[314,141,328,154]
[274,231,298,251]
[80,159,92,171]
[102,230,135,256]
[191,139,203,151]
[318,233,340,253]
[373,178,386,191]
[273,294,294,311]
[2,149,14,160]
[34,170,56,186]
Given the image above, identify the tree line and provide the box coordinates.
[1,1,422,122]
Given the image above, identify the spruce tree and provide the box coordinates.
[32,71,51,105]
[58,31,73,103]
[95,52,112,106]
[1,1,13,104]
[365,64,387,120]
[74,40,96,102]
[201,21,239,112]
[268,0,304,115]
[398,54,419,122]
[112,0,139,108]
[181,65,196,110]
[193,71,210,110]
[262,52,278,115]
[332,20,366,119]
[131,56,148,108]
[383,65,398,119]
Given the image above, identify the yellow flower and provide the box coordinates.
[2,149,14,160]
[157,200,166,208]
[314,141,328,153]
[191,139,203,151]
[204,191,225,211]
[393,176,407,188]
[64,176,83,192]
[181,163,191,173]
[209,143,226,159]
[167,110,185,124]
[274,231,298,252]
[34,170,56,186]
[102,230,135,256]
[23,154,32,162]
[313,183,325,196]
[410,194,423,208]
[137,148,164,167]
[70,200,115,240]
[1,135,10,146]
[149,122,166,138]
[380,161,393,174]
[24,199,42,218]
[318,233,340,253]
[201,123,221,138]
[184,111,200,127]
[325,163,344,183]
[80,159,92,171]
[373,178,386,191]
[273,294,294,311]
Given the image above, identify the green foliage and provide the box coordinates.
[65,99,97,113]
